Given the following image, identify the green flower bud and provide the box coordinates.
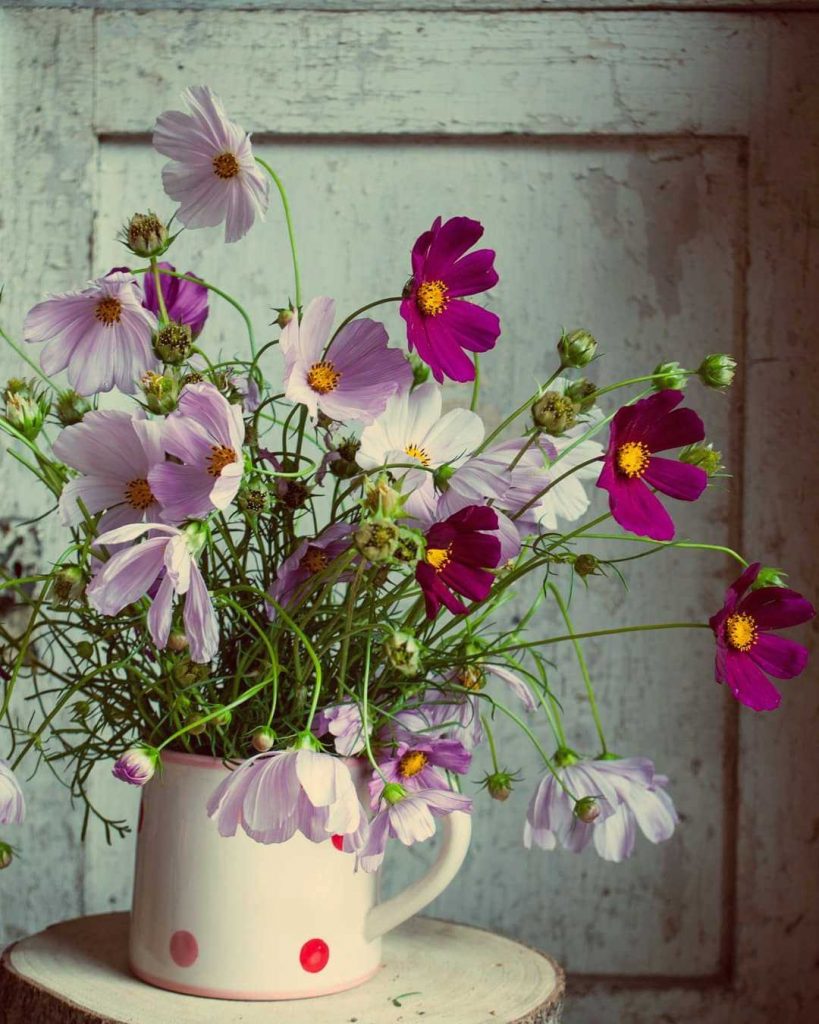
[328,436,361,480]
[251,726,276,753]
[362,473,406,519]
[434,463,456,489]
[173,657,209,687]
[482,770,520,802]
[75,640,94,660]
[565,378,597,413]
[167,631,188,653]
[3,379,50,441]
[532,392,577,435]
[751,566,788,590]
[679,442,724,477]
[186,713,208,737]
[409,353,430,387]
[55,389,91,426]
[124,212,168,258]
[274,306,295,328]
[354,517,400,563]
[71,700,91,721]
[553,746,580,769]
[52,565,85,605]
[697,353,736,390]
[573,553,600,578]
[238,483,269,516]
[0,842,13,870]
[153,321,193,365]
[212,706,231,729]
[141,371,179,414]
[652,361,688,391]
[558,328,598,368]
[383,782,407,805]
[574,796,601,823]
[384,631,422,677]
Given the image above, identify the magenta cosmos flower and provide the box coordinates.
[596,390,707,541]
[267,522,353,616]
[86,521,218,663]
[149,381,245,523]
[207,747,363,844]
[53,410,164,533]
[154,85,269,243]
[0,759,25,825]
[281,296,412,424]
[709,563,814,711]
[143,262,209,336]
[416,505,502,619]
[400,216,500,384]
[112,747,159,788]
[24,271,157,396]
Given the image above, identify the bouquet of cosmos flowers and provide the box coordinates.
[0,86,814,874]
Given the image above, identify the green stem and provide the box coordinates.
[326,297,402,353]
[498,621,710,654]
[481,713,501,772]
[582,533,748,567]
[476,367,562,454]
[470,355,481,412]
[255,157,302,310]
[0,325,56,390]
[150,257,169,322]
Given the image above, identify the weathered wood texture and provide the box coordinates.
[0,914,565,1024]
[1,8,817,1022]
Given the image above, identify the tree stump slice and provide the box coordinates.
[0,913,564,1024]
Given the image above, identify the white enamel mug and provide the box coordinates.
[128,751,471,999]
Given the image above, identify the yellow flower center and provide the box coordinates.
[95,296,122,326]
[458,665,486,691]
[404,443,431,467]
[212,152,240,179]
[416,279,449,317]
[616,440,651,479]
[398,750,429,779]
[124,478,155,511]
[426,545,452,572]
[301,548,329,574]
[207,444,237,477]
[306,361,341,395]
[725,612,757,652]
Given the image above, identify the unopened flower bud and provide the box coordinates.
[153,321,193,365]
[558,328,597,368]
[679,442,723,477]
[112,746,159,787]
[328,437,361,480]
[653,361,688,391]
[408,353,430,387]
[0,842,13,870]
[186,713,208,737]
[141,371,179,414]
[173,657,209,687]
[274,306,295,328]
[752,566,788,590]
[574,796,601,823]
[573,553,600,578]
[384,631,422,677]
[354,518,400,563]
[363,474,405,519]
[532,392,577,435]
[566,378,597,413]
[486,771,517,802]
[125,212,168,258]
[54,389,91,426]
[72,700,91,721]
[75,640,94,660]
[167,631,188,653]
[697,354,736,391]
[382,782,407,805]
[52,565,85,605]
[3,379,50,441]
[212,706,232,729]
[251,726,276,753]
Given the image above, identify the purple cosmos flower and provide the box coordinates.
[391,693,485,751]
[313,702,370,757]
[709,562,815,711]
[400,216,500,384]
[207,747,363,844]
[112,747,159,787]
[148,381,245,523]
[281,296,412,424]
[267,523,352,617]
[596,390,707,541]
[86,521,218,663]
[524,755,677,861]
[153,85,269,243]
[24,271,157,396]
[229,374,261,413]
[0,760,25,825]
[53,410,164,534]
[416,505,502,619]
[369,735,471,805]
[142,262,209,336]
[358,786,473,873]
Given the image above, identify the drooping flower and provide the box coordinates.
[709,562,814,711]
[24,271,158,395]
[400,216,500,383]
[524,754,677,861]
[596,390,707,541]
[369,734,471,804]
[267,523,353,617]
[416,505,501,619]
[0,759,25,825]
[357,784,473,873]
[148,381,245,523]
[53,410,164,534]
[112,746,159,788]
[313,702,370,757]
[86,521,218,663]
[153,85,269,243]
[142,262,209,337]
[207,745,364,844]
[281,296,412,423]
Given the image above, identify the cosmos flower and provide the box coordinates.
[709,562,814,711]
[280,296,412,423]
[24,271,157,395]
[53,410,164,533]
[149,381,245,523]
[416,505,502,619]
[112,747,159,788]
[267,522,353,617]
[86,521,218,663]
[596,390,707,541]
[0,760,25,825]
[313,701,370,757]
[400,216,500,383]
[142,262,209,336]
[369,734,471,804]
[153,85,269,243]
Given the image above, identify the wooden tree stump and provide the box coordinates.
[0,913,564,1023]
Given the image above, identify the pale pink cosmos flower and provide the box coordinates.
[207,747,364,844]
[112,747,159,788]
[154,85,269,243]
[313,702,370,757]
[24,271,157,395]
[0,759,25,825]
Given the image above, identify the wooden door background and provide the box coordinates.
[1,3,817,1021]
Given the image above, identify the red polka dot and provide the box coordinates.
[300,938,329,973]
[331,834,344,851]
[170,930,198,968]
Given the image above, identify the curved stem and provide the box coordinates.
[150,257,169,322]
[0,325,55,390]
[498,621,710,655]
[255,157,302,310]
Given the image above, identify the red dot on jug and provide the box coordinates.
[331,834,344,851]
[170,930,198,968]
[300,938,329,973]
